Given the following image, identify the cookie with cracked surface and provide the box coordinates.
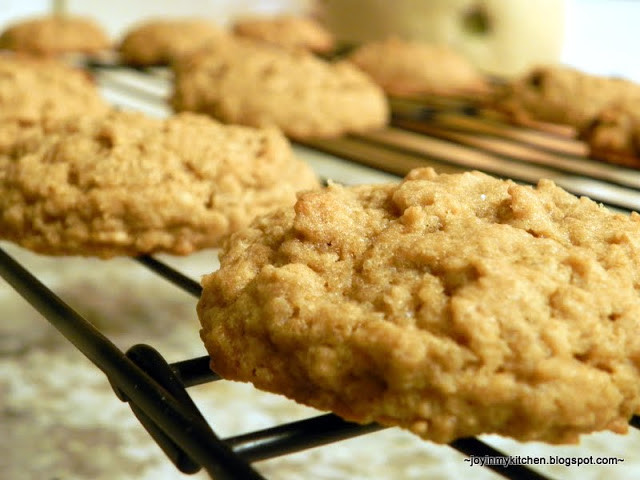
[492,65,640,130]
[171,38,388,139]
[118,19,227,67]
[198,167,640,444]
[579,101,640,169]
[232,15,334,53]
[0,15,110,57]
[348,38,489,98]
[0,55,109,152]
[0,111,319,258]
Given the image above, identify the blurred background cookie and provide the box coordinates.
[118,18,227,67]
[0,54,108,124]
[232,14,334,53]
[0,14,110,57]
[171,37,388,139]
[0,54,108,152]
[491,65,640,130]
[579,101,640,168]
[347,37,489,98]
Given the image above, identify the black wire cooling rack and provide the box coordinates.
[3,62,640,479]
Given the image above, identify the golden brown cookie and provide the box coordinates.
[0,55,109,152]
[232,15,334,53]
[171,38,388,139]
[0,15,110,57]
[0,111,319,258]
[492,65,640,129]
[579,102,640,168]
[198,167,640,444]
[118,18,227,67]
[0,55,108,123]
[348,38,489,98]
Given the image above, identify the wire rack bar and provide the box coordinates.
[171,355,222,386]
[135,255,202,296]
[390,115,640,190]
[227,415,386,463]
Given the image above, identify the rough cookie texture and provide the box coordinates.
[198,167,640,444]
[171,38,389,139]
[0,55,109,152]
[232,15,334,53]
[0,111,319,257]
[118,19,227,67]
[0,55,107,122]
[0,15,110,56]
[579,102,640,168]
[492,65,640,129]
[348,38,488,98]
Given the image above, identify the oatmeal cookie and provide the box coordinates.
[348,38,489,98]
[0,111,319,258]
[171,38,388,139]
[492,65,640,129]
[118,19,227,67]
[232,15,334,53]
[198,167,640,444]
[0,15,110,56]
[579,101,640,168]
[0,55,109,152]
